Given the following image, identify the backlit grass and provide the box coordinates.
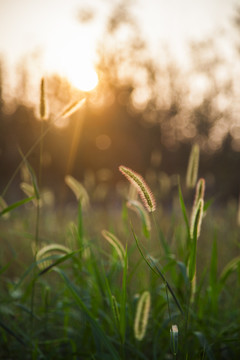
[0,84,239,359]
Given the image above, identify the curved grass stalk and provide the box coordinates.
[36,243,71,270]
[127,199,151,238]
[101,230,125,267]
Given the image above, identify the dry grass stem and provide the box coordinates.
[60,98,86,119]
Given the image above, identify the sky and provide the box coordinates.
[0,0,237,96]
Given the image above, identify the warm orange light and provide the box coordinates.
[66,65,98,92]
[44,35,99,92]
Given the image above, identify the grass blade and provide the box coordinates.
[77,200,83,249]
[148,257,184,316]
[37,249,81,276]
[55,268,121,360]
[0,196,35,217]
[188,199,204,281]
[131,222,184,316]
[131,222,158,276]
[219,256,240,285]
[209,236,218,311]
[0,320,25,346]
[194,331,215,360]
[119,245,128,344]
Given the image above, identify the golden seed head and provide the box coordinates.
[186,144,200,188]
[119,165,156,212]
[65,175,90,209]
[40,77,47,119]
[190,198,204,239]
[134,291,151,341]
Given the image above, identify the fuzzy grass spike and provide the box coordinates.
[186,144,200,188]
[119,166,156,212]
[134,291,151,341]
[170,324,179,356]
[65,175,90,209]
[39,77,47,120]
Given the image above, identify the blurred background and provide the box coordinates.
[0,0,240,206]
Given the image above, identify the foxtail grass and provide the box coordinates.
[35,243,71,270]
[119,165,156,212]
[39,77,47,120]
[102,230,126,267]
[1,80,240,359]
[190,198,204,241]
[170,324,179,358]
[186,144,200,188]
[134,291,151,341]
[65,175,90,209]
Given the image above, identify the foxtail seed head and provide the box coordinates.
[119,166,156,212]
[20,182,41,207]
[190,198,204,240]
[39,78,47,120]
[65,175,90,209]
[35,243,71,270]
[190,178,205,233]
[170,324,179,356]
[186,144,200,188]
[134,291,151,341]
[194,178,205,206]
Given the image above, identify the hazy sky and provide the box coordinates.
[0,0,237,92]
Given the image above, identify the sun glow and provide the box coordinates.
[44,33,99,92]
[65,64,98,92]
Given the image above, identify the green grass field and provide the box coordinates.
[0,90,240,359]
[0,165,240,359]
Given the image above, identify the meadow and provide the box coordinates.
[0,91,240,359]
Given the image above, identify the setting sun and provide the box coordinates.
[65,64,98,92]
[43,33,99,92]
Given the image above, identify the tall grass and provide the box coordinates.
[0,82,240,359]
